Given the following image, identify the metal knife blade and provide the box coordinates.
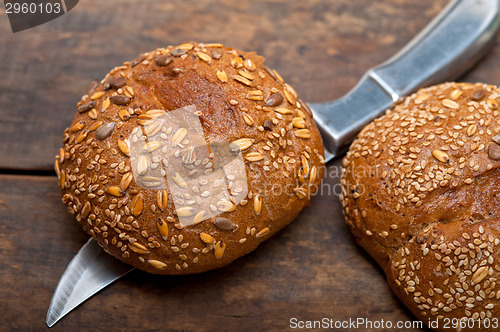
[46,0,500,327]
[313,0,500,159]
[46,238,134,327]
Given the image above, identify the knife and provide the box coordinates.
[47,0,500,327]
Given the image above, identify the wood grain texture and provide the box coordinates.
[2,0,500,330]
[0,166,420,331]
[0,0,453,171]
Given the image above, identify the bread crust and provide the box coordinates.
[341,82,500,331]
[57,42,324,275]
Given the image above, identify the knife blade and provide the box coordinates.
[312,0,500,159]
[46,238,134,327]
[46,0,500,327]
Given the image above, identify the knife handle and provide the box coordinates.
[312,0,500,157]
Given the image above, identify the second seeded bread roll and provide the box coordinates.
[341,82,500,331]
[57,42,325,275]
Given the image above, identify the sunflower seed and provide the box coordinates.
[95,122,116,140]
[110,77,126,89]
[171,68,183,75]
[130,54,146,67]
[492,135,500,145]
[471,88,485,101]
[78,101,95,113]
[263,120,273,131]
[488,143,500,160]
[263,65,278,81]
[155,54,173,66]
[170,49,187,57]
[212,50,222,59]
[157,218,169,240]
[87,81,99,95]
[110,95,131,106]
[103,77,113,90]
[266,93,283,107]
[213,217,238,231]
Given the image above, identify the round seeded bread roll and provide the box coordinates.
[341,82,500,331]
[56,42,325,275]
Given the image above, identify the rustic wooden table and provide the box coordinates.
[2,0,499,330]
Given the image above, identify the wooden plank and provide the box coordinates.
[0,0,451,171]
[0,165,422,330]
[4,0,500,330]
